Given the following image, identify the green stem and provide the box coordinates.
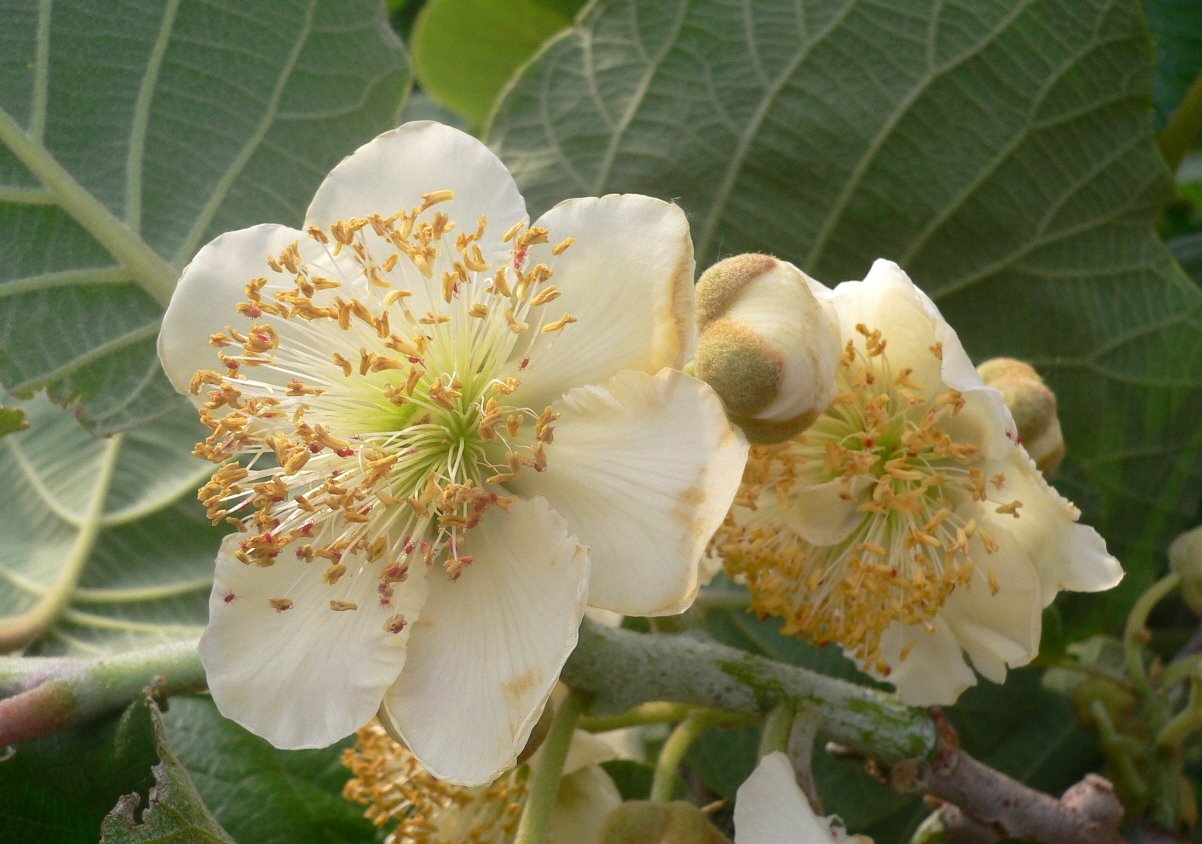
[0,638,204,745]
[1124,572,1181,695]
[1158,673,1202,749]
[514,691,584,844]
[1160,68,1202,176]
[579,701,692,732]
[1033,654,1132,689]
[1090,699,1148,806]
[758,701,794,757]
[563,619,935,765]
[649,708,730,802]
[1159,651,1202,691]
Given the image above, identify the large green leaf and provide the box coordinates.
[489,0,1202,631]
[0,394,219,655]
[0,0,410,434]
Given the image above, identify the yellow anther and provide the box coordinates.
[541,313,577,334]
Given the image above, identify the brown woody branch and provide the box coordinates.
[886,710,1126,844]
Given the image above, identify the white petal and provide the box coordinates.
[942,554,1042,683]
[984,452,1123,604]
[828,259,1014,459]
[159,224,312,400]
[379,498,589,786]
[513,369,748,616]
[305,122,527,265]
[773,475,873,547]
[548,764,623,844]
[199,532,428,749]
[734,752,837,844]
[511,195,695,408]
[874,617,977,707]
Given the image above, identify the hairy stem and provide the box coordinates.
[0,639,205,745]
[562,619,935,764]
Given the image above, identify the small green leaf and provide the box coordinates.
[0,394,218,655]
[0,405,28,437]
[413,0,582,124]
[0,0,411,433]
[160,697,378,844]
[101,697,234,843]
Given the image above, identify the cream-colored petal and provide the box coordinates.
[774,475,873,547]
[828,259,1014,458]
[874,616,978,706]
[198,532,427,749]
[983,452,1123,604]
[548,764,623,844]
[734,752,837,844]
[305,121,527,266]
[379,498,588,786]
[159,224,315,401]
[513,369,748,616]
[941,552,1042,683]
[511,195,695,408]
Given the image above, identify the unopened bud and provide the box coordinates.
[1170,525,1202,615]
[694,254,840,444]
[977,357,1065,475]
[600,801,732,843]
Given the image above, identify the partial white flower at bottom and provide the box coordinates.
[717,260,1122,705]
[343,720,621,844]
[734,752,869,843]
[158,121,747,785]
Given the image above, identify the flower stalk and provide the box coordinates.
[513,691,584,844]
[649,708,734,802]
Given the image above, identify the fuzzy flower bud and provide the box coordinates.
[977,357,1065,475]
[600,801,732,843]
[695,254,841,444]
[1170,525,1202,615]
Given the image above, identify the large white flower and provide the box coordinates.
[734,752,869,843]
[717,260,1121,705]
[158,121,747,784]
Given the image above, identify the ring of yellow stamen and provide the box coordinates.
[343,721,526,843]
[718,324,1019,675]
[191,190,578,611]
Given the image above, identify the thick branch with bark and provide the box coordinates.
[888,711,1126,844]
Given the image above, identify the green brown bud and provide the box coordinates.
[694,254,840,444]
[977,357,1065,475]
[599,801,732,844]
[1170,525,1202,615]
